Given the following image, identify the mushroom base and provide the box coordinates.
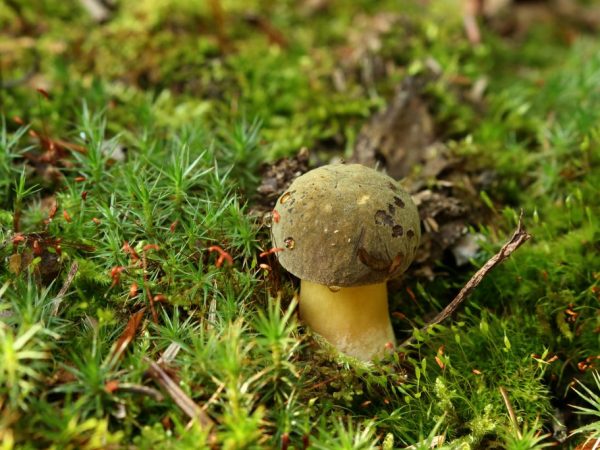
[299,280,396,361]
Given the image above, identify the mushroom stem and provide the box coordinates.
[299,280,395,361]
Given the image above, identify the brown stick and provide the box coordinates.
[145,357,215,432]
[114,383,164,402]
[157,342,182,365]
[401,212,531,347]
[499,386,522,439]
[51,261,79,315]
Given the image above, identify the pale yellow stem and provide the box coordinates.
[299,280,396,361]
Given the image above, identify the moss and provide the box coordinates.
[1,0,599,448]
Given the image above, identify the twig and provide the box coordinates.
[51,261,79,315]
[244,13,288,48]
[206,280,218,330]
[144,357,215,432]
[401,212,531,347]
[311,374,342,391]
[115,383,164,402]
[500,386,522,439]
[157,342,182,365]
[185,381,225,431]
[200,381,225,413]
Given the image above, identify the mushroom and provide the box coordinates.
[271,164,421,361]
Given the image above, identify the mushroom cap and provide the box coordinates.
[271,164,421,287]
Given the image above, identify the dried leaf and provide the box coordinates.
[351,77,434,179]
[575,438,600,450]
[108,308,146,364]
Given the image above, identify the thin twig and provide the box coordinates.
[206,279,218,330]
[157,342,182,365]
[144,357,215,432]
[244,13,288,48]
[51,261,79,316]
[200,381,225,413]
[500,386,522,439]
[185,381,226,431]
[401,212,531,347]
[116,383,164,402]
[311,374,342,391]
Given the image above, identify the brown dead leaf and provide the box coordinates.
[348,77,494,280]
[6,232,81,285]
[575,438,600,450]
[25,245,62,284]
[351,77,435,179]
[108,308,146,364]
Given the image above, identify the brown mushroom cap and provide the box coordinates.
[271,164,421,287]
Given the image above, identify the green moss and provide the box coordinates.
[1,0,599,447]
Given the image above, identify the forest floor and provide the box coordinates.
[0,1,599,449]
